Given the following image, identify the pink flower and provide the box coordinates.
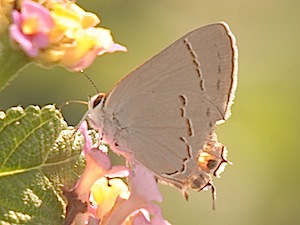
[67,42,127,71]
[104,164,168,225]
[59,27,127,71]
[65,121,171,225]
[8,1,126,71]
[76,121,113,201]
[9,1,54,57]
[67,121,129,224]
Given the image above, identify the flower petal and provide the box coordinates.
[11,11,21,28]
[78,121,92,151]
[130,205,171,225]
[10,24,38,57]
[130,164,163,203]
[65,48,98,71]
[31,32,49,48]
[106,43,127,54]
[131,211,151,225]
[22,1,54,31]
[91,177,129,218]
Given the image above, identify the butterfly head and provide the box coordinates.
[87,93,106,130]
[90,93,106,109]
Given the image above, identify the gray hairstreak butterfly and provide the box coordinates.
[87,22,237,200]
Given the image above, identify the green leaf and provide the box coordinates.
[0,105,85,224]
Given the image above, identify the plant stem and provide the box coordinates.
[0,32,30,91]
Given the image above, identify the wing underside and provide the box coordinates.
[103,22,237,187]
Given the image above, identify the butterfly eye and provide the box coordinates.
[93,93,106,108]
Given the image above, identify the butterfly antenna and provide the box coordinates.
[80,70,99,94]
[59,100,88,112]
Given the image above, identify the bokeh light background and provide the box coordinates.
[1,0,300,224]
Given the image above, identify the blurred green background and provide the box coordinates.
[1,0,300,224]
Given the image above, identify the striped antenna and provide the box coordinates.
[80,70,99,94]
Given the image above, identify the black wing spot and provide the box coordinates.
[183,38,205,91]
